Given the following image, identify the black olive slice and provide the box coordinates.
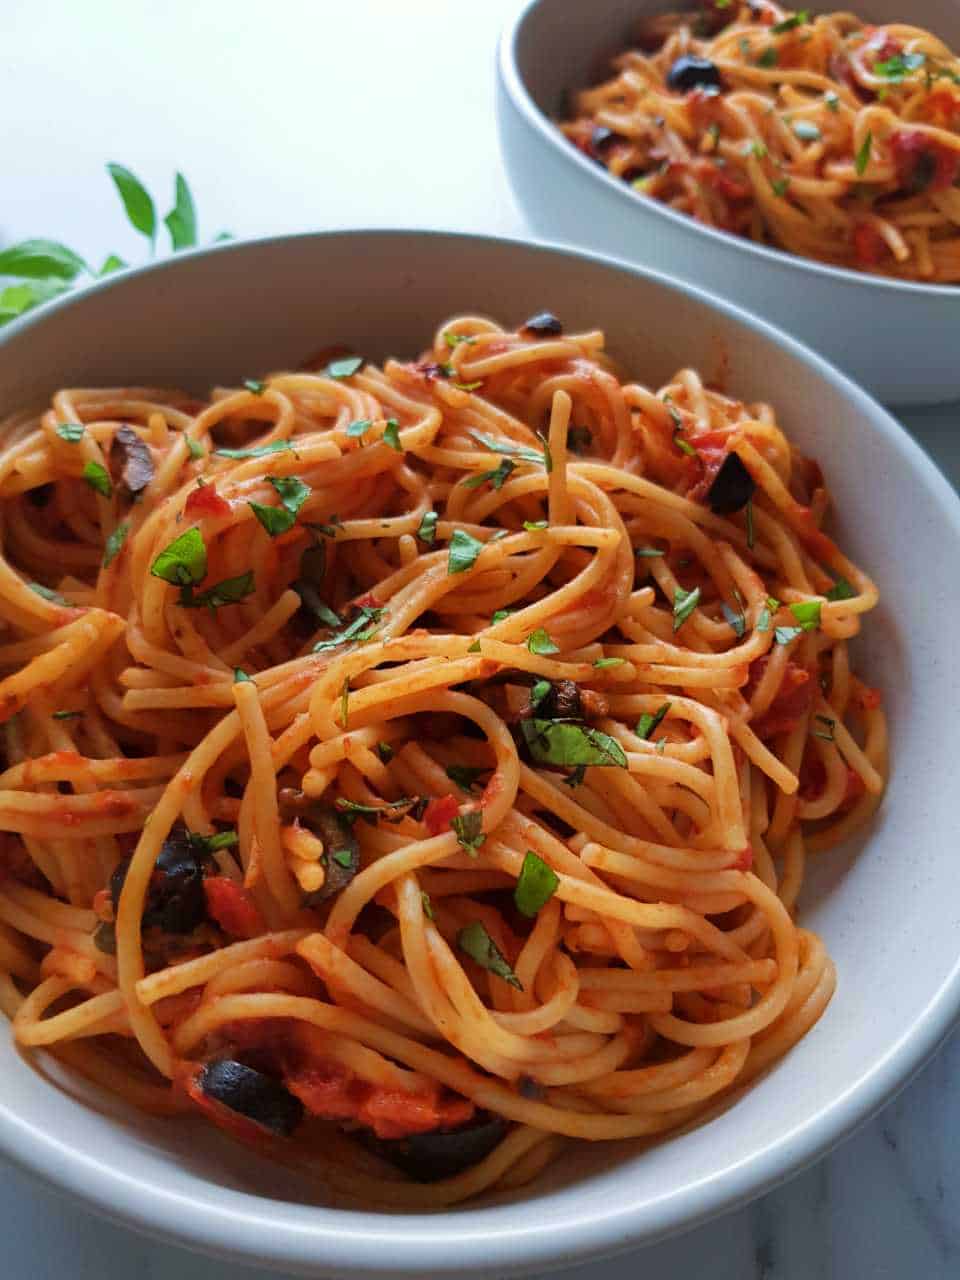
[522,312,563,337]
[706,452,756,515]
[111,424,155,495]
[110,826,209,934]
[361,1113,507,1183]
[666,54,723,93]
[198,1059,304,1137]
[299,806,360,904]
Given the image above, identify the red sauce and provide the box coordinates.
[891,129,960,193]
[203,877,265,939]
[423,794,460,836]
[746,656,814,739]
[853,221,885,268]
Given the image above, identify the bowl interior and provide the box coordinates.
[1,231,959,1276]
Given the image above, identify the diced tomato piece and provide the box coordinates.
[697,159,752,202]
[185,482,230,519]
[747,657,814,739]
[891,129,960,194]
[423,794,460,836]
[853,222,885,268]
[203,876,265,939]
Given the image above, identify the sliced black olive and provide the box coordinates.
[93,921,116,954]
[666,54,723,94]
[110,826,209,934]
[360,1113,507,1183]
[589,125,618,159]
[111,424,155,495]
[706,452,756,515]
[198,1059,304,1136]
[522,312,563,337]
[298,805,360,905]
[537,679,581,721]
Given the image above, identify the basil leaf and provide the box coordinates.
[464,458,515,490]
[164,172,197,250]
[243,378,265,395]
[469,429,548,468]
[457,921,522,989]
[182,570,255,611]
[312,604,386,652]
[756,47,778,67]
[346,418,372,438]
[514,850,559,918]
[331,848,354,869]
[826,577,856,601]
[188,828,239,853]
[775,625,804,645]
[0,239,87,281]
[635,547,663,559]
[444,331,476,349]
[523,519,548,531]
[103,523,129,568]
[382,419,402,451]
[106,163,156,244]
[722,602,746,638]
[526,628,559,656]
[336,795,420,825]
[529,679,552,709]
[446,765,487,793]
[789,600,821,631]
[252,477,310,533]
[82,460,113,497]
[215,440,294,459]
[234,668,252,682]
[757,607,772,632]
[874,52,924,81]
[448,528,484,575]
[636,702,670,740]
[376,741,394,763]
[325,356,363,379]
[417,510,438,545]
[56,422,85,443]
[491,608,515,624]
[468,639,482,653]
[567,425,592,455]
[771,177,790,198]
[521,719,627,768]
[28,582,70,605]
[594,657,624,669]
[452,809,485,855]
[672,585,701,632]
[855,132,872,176]
[186,437,205,460]
[771,9,809,33]
[250,502,295,536]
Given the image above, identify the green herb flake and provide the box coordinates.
[491,608,514,624]
[457,920,522,989]
[789,599,821,631]
[215,439,295,460]
[514,850,560,918]
[346,418,373,438]
[521,719,627,768]
[530,679,552,710]
[523,519,548,531]
[312,604,386,652]
[444,332,477,349]
[756,47,778,68]
[375,741,394,763]
[526,628,559,656]
[382,419,402,451]
[82,460,113,498]
[103,523,129,568]
[186,437,205,460]
[453,380,483,392]
[874,52,925,82]
[468,639,482,653]
[636,702,671,741]
[188,828,240,854]
[722,602,746,638]
[56,422,85,443]
[243,378,266,395]
[635,546,664,559]
[672,585,701,632]
[855,131,873,177]
[182,570,255,612]
[331,848,354,869]
[775,625,804,645]
[771,177,790,198]
[150,527,207,586]
[465,458,515,491]
[826,576,856,601]
[594,657,625,669]
[336,795,420,825]
[469,429,548,469]
[448,528,484,575]
[825,90,840,112]
[813,714,836,742]
[417,510,438,545]
[233,668,252,683]
[446,764,488,793]
[326,356,363,379]
[451,809,485,856]
[771,9,809,34]
[28,582,70,605]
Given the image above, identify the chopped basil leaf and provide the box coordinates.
[181,570,255,611]
[444,332,476,349]
[874,52,924,81]
[491,608,515,624]
[250,503,294,536]
[448,528,484,575]
[56,422,84,443]
[514,850,559,918]
[526,628,559,656]
[771,177,790,197]
[103,522,129,568]
[771,9,809,34]
[757,606,771,633]
[464,458,515,490]
[28,581,70,605]
[521,719,627,768]
[446,765,487,793]
[674,430,697,458]
[331,848,354,868]
[346,418,373,438]
[826,577,856,601]
[457,921,522,989]
[523,519,548,531]
[186,437,205,460]
[382,419,402,451]
[722,602,746,638]
[636,702,670,740]
[563,764,587,788]
[191,829,239,853]
[775,625,804,645]
[469,429,548,469]
[417,510,438,544]
[793,120,821,141]
[307,515,343,539]
[594,657,624,669]
[421,891,435,920]
[215,439,294,460]
[672,585,701,632]
[746,139,768,158]
[326,356,363,379]
[529,679,552,709]
[376,741,394,763]
[233,668,251,682]
[250,476,311,537]
[336,795,421,825]
[635,546,664,559]
[767,595,781,611]
[537,431,554,474]
[52,709,82,720]
[855,132,872,176]
[452,809,485,855]
[468,639,482,653]
[243,378,266,395]
[756,47,778,67]
[150,527,207,586]
[312,604,386,652]
[789,600,821,631]
[82,460,112,497]
[567,425,592,455]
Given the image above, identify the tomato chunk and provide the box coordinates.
[892,129,960,194]
[185,483,230,519]
[853,222,885,268]
[203,876,265,939]
[423,794,460,835]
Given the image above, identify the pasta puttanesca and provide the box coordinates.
[0,311,886,1205]
[561,2,960,281]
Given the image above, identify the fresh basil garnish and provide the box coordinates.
[457,921,522,989]
[514,850,559,918]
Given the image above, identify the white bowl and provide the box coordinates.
[1,230,959,1276]
[496,0,960,406]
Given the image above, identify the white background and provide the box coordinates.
[2,2,958,1277]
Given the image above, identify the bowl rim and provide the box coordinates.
[1,226,960,1277]
[497,0,960,300]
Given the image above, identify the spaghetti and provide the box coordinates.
[0,312,886,1206]
[561,2,960,281]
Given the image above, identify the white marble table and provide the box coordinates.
[2,1,958,1275]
